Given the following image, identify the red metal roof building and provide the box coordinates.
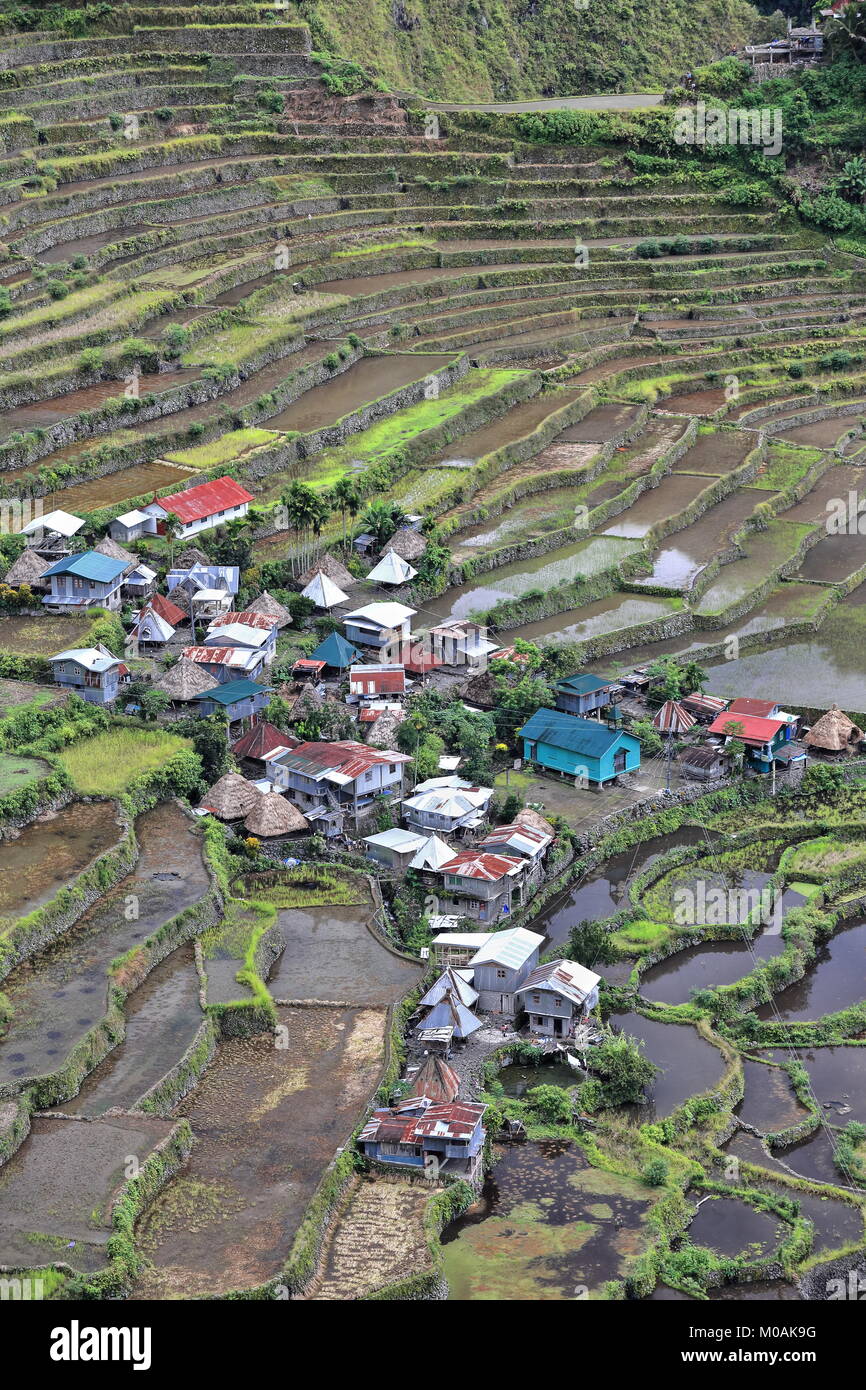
[439,850,524,882]
[147,591,187,626]
[707,711,787,747]
[210,610,279,633]
[231,720,298,764]
[147,476,254,534]
[726,697,781,720]
[349,664,407,698]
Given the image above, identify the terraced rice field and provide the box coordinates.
[0,6,865,1311]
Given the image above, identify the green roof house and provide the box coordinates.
[519,707,640,786]
[309,630,363,671]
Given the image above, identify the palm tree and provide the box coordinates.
[162,512,181,567]
[331,476,360,546]
[281,481,320,574]
[360,499,407,551]
[825,2,866,61]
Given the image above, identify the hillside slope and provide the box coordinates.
[297,0,763,99]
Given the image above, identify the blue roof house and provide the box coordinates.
[519,708,640,786]
[42,551,126,612]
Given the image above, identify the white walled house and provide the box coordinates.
[143,476,253,540]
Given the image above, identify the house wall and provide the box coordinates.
[45,575,123,612]
[555,689,610,717]
[522,733,640,784]
[474,950,539,1014]
[51,663,119,705]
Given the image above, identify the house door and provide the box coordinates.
[554,1017,564,1037]
[614,750,627,773]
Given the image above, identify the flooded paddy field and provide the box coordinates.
[511,592,677,646]
[558,401,644,443]
[747,1177,864,1256]
[530,826,713,947]
[131,1004,390,1299]
[660,387,729,415]
[0,803,207,1089]
[755,916,866,1023]
[0,368,199,443]
[709,1279,803,1300]
[601,471,714,538]
[694,521,812,618]
[795,531,866,583]
[267,903,422,1005]
[426,385,586,467]
[736,1059,810,1134]
[779,1128,853,1188]
[0,1112,175,1272]
[267,353,453,433]
[688,1195,785,1259]
[0,800,121,923]
[0,613,90,656]
[37,459,197,514]
[498,1060,577,1096]
[671,430,756,475]
[63,945,201,1117]
[423,535,639,624]
[703,583,866,711]
[756,1047,866,1123]
[448,483,600,557]
[776,414,866,449]
[634,488,759,589]
[441,1139,659,1300]
[610,1011,727,1118]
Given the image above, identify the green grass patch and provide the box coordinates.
[610,918,672,954]
[58,727,192,796]
[163,427,281,470]
[0,751,50,795]
[749,443,824,492]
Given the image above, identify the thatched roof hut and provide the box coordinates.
[3,546,50,590]
[297,551,353,591]
[367,705,406,749]
[176,546,211,569]
[244,793,309,838]
[95,535,136,572]
[200,772,261,821]
[515,807,556,840]
[388,527,427,564]
[152,656,219,704]
[246,589,291,629]
[804,704,863,754]
[460,668,496,709]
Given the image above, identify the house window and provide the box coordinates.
[496,969,506,980]
[552,997,563,1007]
[389,764,397,774]
[531,993,541,1004]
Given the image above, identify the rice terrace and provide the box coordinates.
[0,0,864,1347]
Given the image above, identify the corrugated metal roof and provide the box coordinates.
[519,707,634,758]
[43,550,126,583]
[516,958,600,1008]
[155,475,253,524]
[439,850,524,882]
[469,926,544,970]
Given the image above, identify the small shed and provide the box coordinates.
[363,826,426,871]
[680,746,730,781]
[652,700,697,736]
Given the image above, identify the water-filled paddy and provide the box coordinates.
[736,1058,809,1134]
[0,803,207,1089]
[426,386,585,466]
[267,353,453,432]
[601,471,712,538]
[423,535,640,624]
[755,916,866,1023]
[441,1139,658,1300]
[511,592,677,647]
[38,459,197,514]
[672,430,755,475]
[530,825,713,947]
[267,903,422,1004]
[634,488,759,589]
[0,801,121,922]
[688,1195,785,1259]
[63,945,201,1117]
[703,583,866,711]
[609,1011,727,1118]
[757,1047,866,1123]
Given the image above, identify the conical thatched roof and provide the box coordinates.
[176,546,211,569]
[200,772,261,820]
[152,655,219,702]
[367,705,406,749]
[246,589,291,629]
[243,793,308,837]
[4,546,49,589]
[460,668,496,709]
[297,551,353,591]
[95,535,136,572]
[388,526,427,563]
[515,807,556,839]
[805,704,863,752]
[285,682,325,722]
